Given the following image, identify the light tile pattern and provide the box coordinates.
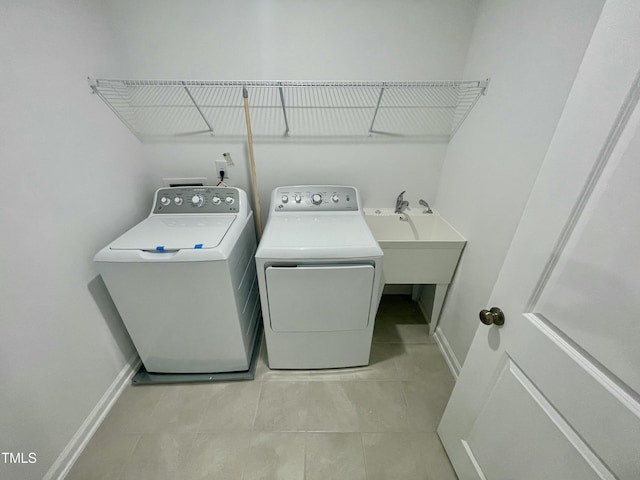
[66,295,457,480]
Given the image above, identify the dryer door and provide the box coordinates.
[265,265,375,332]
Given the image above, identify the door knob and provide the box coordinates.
[479,307,505,326]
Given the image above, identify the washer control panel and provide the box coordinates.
[274,186,358,212]
[152,187,239,214]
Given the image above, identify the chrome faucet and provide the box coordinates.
[395,191,409,214]
[419,199,433,214]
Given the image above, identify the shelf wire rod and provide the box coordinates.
[344,86,361,134]
[400,88,427,134]
[351,86,368,134]
[332,87,345,134]
[427,84,454,109]
[261,86,275,134]
[361,86,379,133]
[369,86,386,134]
[396,90,417,135]
[138,86,165,135]
[330,87,343,134]
[340,88,352,135]
[421,86,448,134]
[142,85,174,135]
[305,87,315,134]
[451,86,483,137]
[334,87,349,134]
[230,85,244,135]
[318,87,328,134]
[346,87,361,134]
[230,85,243,134]
[420,84,442,109]
[426,87,455,133]
[181,82,215,135]
[320,87,331,133]
[318,87,329,135]
[308,86,318,134]
[278,84,290,135]
[405,89,425,133]
[421,87,447,134]
[90,82,144,142]
[329,87,341,134]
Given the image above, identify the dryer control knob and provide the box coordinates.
[311,193,323,205]
[211,196,221,205]
[191,194,204,207]
[160,196,171,206]
[331,194,339,203]
[225,196,235,205]
[294,195,302,203]
[174,197,183,206]
[281,195,289,203]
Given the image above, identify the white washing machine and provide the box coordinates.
[94,186,260,374]
[255,185,383,369]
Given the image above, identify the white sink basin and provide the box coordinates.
[363,209,465,248]
[363,208,465,283]
[364,208,466,336]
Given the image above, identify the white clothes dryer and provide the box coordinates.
[95,186,260,374]
[255,185,383,369]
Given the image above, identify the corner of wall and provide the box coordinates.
[434,327,462,379]
[42,355,141,480]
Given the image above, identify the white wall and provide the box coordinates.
[106,0,478,80]
[143,142,448,226]
[433,0,604,370]
[0,2,153,479]
[105,0,479,214]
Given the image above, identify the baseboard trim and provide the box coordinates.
[43,354,141,480]
[434,326,461,379]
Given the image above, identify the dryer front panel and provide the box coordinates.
[265,264,374,333]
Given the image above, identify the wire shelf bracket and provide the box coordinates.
[88,78,489,142]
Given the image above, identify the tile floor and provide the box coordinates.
[66,295,458,480]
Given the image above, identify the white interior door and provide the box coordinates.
[438,2,640,479]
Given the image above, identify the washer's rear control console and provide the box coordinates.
[274,186,358,212]
[153,187,239,214]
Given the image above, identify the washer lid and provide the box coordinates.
[109,215,236,251]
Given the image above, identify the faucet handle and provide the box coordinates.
[419,199,433,214]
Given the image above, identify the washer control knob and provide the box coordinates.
[225,196,235,205]
[160,196,171,206]
[294,195,302,203]
[311,193,323,205]
[174,197,183,206]
[191,194,204,207]
[281,195,289,203]
[331,194,339,203]
[211,196,221,205]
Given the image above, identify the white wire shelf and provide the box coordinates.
[88,79,488,142]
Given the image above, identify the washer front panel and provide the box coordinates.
[273,186,358,212]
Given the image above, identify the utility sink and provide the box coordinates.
[364,208,466,335]
[364,209,466,247]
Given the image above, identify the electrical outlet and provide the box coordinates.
[215,160,228,181]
